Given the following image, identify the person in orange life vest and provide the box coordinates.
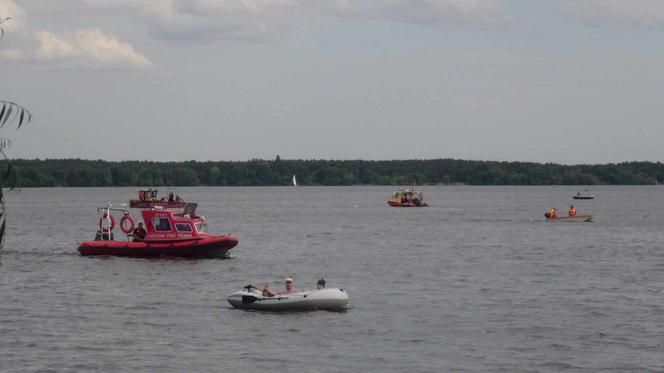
[549,208,558,218]
[568,205,576,217]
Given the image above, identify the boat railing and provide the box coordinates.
[96,203,132,241]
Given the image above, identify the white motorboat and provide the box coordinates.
[227,286,349,311]
[573,190,594,200]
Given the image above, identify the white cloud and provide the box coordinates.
[34,30,77,59]
[73,28,152,67]
[29,28,152,67]
[565,0,664,26]
[3,0,503,64]
[0,0,26,32]
[0,1,152,67]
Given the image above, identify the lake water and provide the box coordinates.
[1,186,664,372]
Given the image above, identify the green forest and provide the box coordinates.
[8,158,664,187]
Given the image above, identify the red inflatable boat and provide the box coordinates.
[79,203,238,258]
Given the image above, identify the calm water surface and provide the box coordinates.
[1,186,664,372]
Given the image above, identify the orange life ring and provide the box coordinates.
[119,214,135,234]
[99,213,116,232]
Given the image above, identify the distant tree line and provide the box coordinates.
[8,157,664,187]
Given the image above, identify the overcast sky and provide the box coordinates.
[2,0,664,163]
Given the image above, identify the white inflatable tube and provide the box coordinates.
[227,287,349,311]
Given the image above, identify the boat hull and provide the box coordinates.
[546,214,593,222]
[227,288,349,311]
[128,200,187,208]
[387,199,429,207]
[78,235,238,258]
[572,196,594,200]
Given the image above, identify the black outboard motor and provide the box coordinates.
[544,212,550,218]
[94,230,114,241]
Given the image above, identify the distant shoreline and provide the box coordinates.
[8,158,664,187]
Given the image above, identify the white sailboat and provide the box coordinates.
[292,174,297,186]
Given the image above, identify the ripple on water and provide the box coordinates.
[2,186,664,371]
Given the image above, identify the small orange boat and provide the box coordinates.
[387,189,429,207]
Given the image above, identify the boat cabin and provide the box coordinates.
[140,203,207,241]
[392,190,425,204]
[137,188,159,202]
[129,188,185,208]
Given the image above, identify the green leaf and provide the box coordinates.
[0,138,10,152]
[1,105,12,127]
[0,219,5,249]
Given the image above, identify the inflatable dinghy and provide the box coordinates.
[227,286,349,311]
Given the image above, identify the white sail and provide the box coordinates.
[292,175,297,186]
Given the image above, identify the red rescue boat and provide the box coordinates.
[129,188,187,209]
[387,188,429,207]
[78,203,238,258]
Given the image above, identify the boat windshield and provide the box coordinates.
[195,223,207,233]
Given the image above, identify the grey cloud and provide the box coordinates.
[307,0,503,28]
[565,0,664,27]
[81,0,504,41]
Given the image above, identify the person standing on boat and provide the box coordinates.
[132,222,147,241]
[316,278,326,290]
[568,205,576,217]
[254,277,298,297]
[168,191,174,202]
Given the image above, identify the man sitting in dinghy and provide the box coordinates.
[253,277,299,297]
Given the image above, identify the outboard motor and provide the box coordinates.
[94,230,114,241]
